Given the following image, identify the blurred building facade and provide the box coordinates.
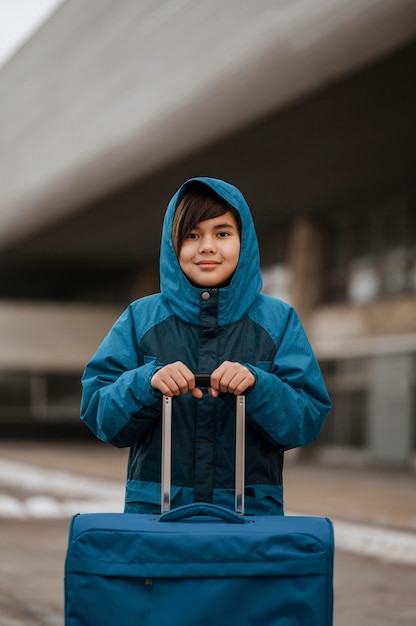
[0,0,415,465]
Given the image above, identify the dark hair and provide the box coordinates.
[172,182,241,255]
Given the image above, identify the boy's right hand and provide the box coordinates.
[151,362,203,399]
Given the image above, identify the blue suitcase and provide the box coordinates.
[65,385,334,625]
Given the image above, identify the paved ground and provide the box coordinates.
[0,440,415,625]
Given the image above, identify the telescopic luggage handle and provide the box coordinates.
[161,374,246,515]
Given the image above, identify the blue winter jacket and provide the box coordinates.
[80,177,331,515]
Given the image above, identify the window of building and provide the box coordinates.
[261,264,291,302]
[46,374,82,420]
[319,358,368,448]
[326,196,416,303]
[0,371,81,423]
[260,220,292,302]
[0,373,31,411]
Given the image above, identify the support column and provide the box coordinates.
[287,218,326,319]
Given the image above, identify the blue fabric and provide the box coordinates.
[124,481,284,515]
[80,177,332,512]
[65,511,334,625]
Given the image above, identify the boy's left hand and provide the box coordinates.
[209,361,255,398]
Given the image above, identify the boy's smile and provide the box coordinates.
[178,211,241,288]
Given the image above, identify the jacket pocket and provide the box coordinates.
[244,483,284,515]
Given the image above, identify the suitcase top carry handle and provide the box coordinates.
[161,373,246,515]
[159,502,247,524]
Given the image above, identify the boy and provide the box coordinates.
[81,177,331,515]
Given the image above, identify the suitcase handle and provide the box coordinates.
[194,374,211,387]
[159,502,247,524]
[161,374,246,515]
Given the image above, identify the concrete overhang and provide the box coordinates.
[0,0,415,252]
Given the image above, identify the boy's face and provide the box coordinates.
[178,211,241,288]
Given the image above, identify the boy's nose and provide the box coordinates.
[199,236,216,252]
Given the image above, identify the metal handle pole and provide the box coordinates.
[161,384,246,515]
[161,395,172,513]
[235,394,245,515]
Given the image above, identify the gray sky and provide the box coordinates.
[0,0,65,68]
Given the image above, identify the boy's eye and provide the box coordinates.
[186,232,199,239]
[217,231,230,237]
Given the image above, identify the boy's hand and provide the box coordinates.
[151,362,203,398]
[209,361,255,398]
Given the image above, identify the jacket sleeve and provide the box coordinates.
[245,306,331,449]
[80,305,162,447]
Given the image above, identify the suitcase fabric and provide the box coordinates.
[65,384,334,625]
[65,503,334,626]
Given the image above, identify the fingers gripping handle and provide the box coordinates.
[161,375,246,515]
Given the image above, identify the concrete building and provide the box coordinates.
[0,0,415,465]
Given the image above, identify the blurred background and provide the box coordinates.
[0,2,416,624]
[0,0,415,464]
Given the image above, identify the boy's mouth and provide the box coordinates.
[196,261,220,268]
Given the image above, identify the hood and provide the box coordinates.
[159,177,262,325]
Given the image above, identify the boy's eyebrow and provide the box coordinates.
[212,221,237,229]
[190,220,238,232]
